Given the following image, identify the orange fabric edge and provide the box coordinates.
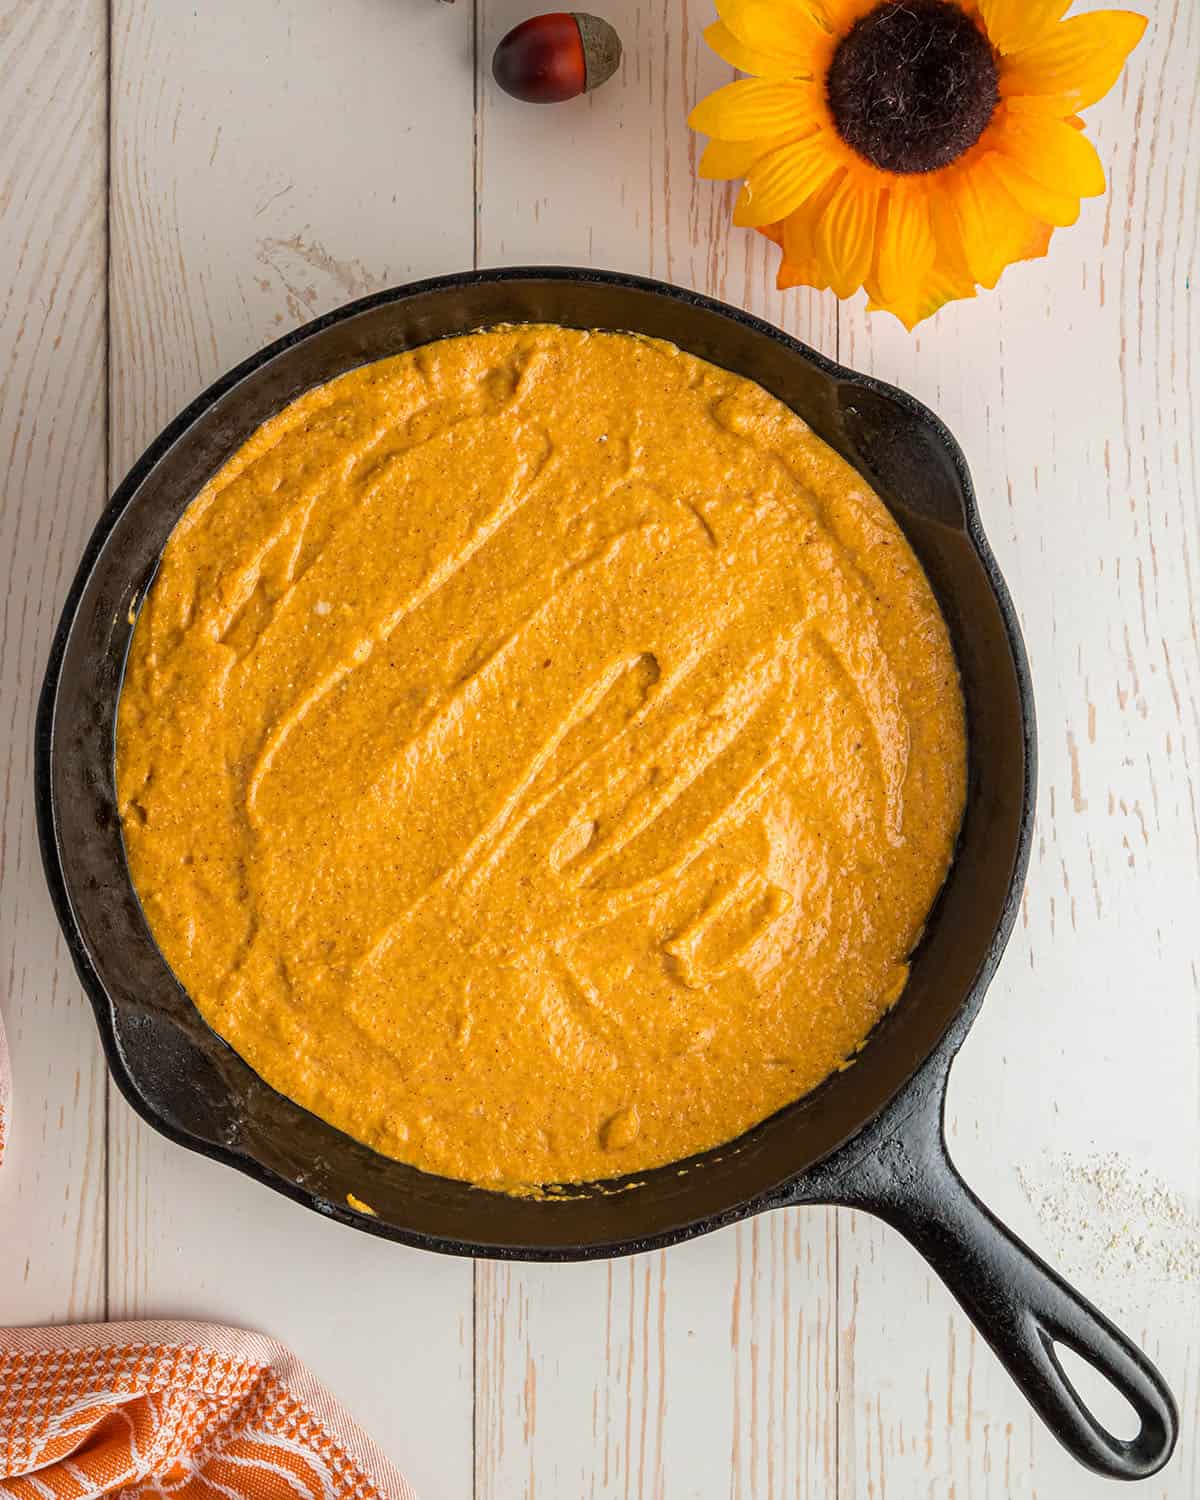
[0,1320,418,1500]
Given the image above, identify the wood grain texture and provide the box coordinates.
[476,1222,838,1500]
[5,0,1197,1493]
[106,5,476,1496]
[0,0,108,1327]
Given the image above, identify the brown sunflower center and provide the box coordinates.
[827,0,999,175]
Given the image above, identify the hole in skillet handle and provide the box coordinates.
[774,1052,1179,1481]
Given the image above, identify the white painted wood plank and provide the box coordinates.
[0,0,108,1327]
[107,4,477,1495]
[836,2,1200,1495]
[475,2,842,1495]
[477,1221,839,1500]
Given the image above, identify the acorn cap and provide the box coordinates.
[573,13,622,93]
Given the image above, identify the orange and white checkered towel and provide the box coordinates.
[0,1015,416,1498]
[0,1322,417,1500]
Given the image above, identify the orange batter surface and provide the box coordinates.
[116,327,966,1189]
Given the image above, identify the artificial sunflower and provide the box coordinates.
[689,0,1147,327]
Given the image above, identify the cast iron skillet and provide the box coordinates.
[37,267,1177,1480]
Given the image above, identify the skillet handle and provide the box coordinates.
[791,1096,1179,1480]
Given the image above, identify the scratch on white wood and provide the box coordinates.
[0,0,108,1327]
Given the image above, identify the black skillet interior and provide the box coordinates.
[37,269,1176,1479]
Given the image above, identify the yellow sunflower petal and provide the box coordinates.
[813,171,881,298]
[869,190,977,329]
[778,261,825,290]
[699,129,807,180]
[865,262,976,331]
[718,0,826,70]
[776,173,844,289]
[976,0,1071,53]
[699,136,767,180]
[733,131,840,227]
[689,79,818,141]
[774,223,833,291]
[927,184,974,283]
[993,112,1107,196]
[986,151,1081,227]
[1001,11,1148,114]
[813,0,879,32]
[703,21,808,80]
[768,176,846,292]
[875,184,937,306]
[1017,219,1055,266]
[948,157,1042,289]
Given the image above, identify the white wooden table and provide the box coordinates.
[2,1,1197,1495]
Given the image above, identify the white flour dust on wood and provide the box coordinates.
[1017,1154,1200,1294]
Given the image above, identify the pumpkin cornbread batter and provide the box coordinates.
[117,327,966,1189]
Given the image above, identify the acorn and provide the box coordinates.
[492,13,622,104]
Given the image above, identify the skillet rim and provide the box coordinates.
[34,264,1037,1259]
